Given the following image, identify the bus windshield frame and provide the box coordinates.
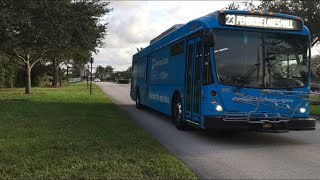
[213,29,310,89]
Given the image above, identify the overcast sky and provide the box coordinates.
[92,0,318,71]
[92,1,236,71]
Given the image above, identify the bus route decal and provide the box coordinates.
[152,58,168,69]
[149,92,170,104]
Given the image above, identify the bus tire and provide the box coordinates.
[172,97,187,130]
[135,90,143,109]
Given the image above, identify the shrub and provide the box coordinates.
[117,79,129,84]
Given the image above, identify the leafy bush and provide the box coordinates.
[0,55,19,88]
[117,79,129,84]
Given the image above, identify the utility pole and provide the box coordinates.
[90,57,94,95]
[87,64,89,90]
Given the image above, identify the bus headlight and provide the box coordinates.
[216,105,223,112]
[299,107,306,113]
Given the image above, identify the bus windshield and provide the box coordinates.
[214,30,310,89]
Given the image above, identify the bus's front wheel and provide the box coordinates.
[172,98,187,130]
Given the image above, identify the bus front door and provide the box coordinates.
[185,37,202,123]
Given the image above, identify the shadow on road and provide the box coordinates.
[122,104,310,147]
[196,130,309,146]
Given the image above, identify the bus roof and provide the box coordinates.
[134,10,309,58]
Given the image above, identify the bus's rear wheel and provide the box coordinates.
[172,97,187,130]
[135,90,142,109]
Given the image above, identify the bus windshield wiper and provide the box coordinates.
[267,62,291,90]
[234,63,259,92]
[234,47,260,92]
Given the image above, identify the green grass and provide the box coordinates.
[310,94,320,118]
[310,105,320,120]
[0,83,197,179]
[311,105,319,114]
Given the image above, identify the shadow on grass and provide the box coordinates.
[0,99,27,103]
[0,98,138,137]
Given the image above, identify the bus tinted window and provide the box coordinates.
[214,30,262,87]
[203,46,213,85]
[214,30,309,89]
[186,45,193,111]
[194,41,202,113]
[263,33,309,87]
[171,41,184,56]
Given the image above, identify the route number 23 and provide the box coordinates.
[226,14,236,25]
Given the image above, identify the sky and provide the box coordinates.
[92,0,319,72]
[92,1,238,71]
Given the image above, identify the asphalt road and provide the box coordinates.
[96,82,320,179]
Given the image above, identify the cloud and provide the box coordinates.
[92,0,320,71]
[94,1,232,71]
[93,47,135,70]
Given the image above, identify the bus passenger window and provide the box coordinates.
[171,41,184,56]
[203,46,213,85]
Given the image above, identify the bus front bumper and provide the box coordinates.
[203,116,316,132]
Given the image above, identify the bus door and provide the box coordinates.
[185,37,202,123]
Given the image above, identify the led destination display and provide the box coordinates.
[220,14,302,30]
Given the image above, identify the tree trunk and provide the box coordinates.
[25,61,32,94]
[52,58,58,87]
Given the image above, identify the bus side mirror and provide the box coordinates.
[202,31,215,47]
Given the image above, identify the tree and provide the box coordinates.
[126,66,132,73]
[311,55,320,82]
[256,0,320,43]
[0,53,20,88]
[124,66,132,79]
[312,55,320,66]
[95,65,114,81]
[0,0,111,93]
[69,50,92,78]
[95,65,105,79]
[226,0,320,45]
[225,2,240,10]
[50,0,112,87]
[224,1,254,11]
[105,65,114,81]
[0,1,56,93]
[105,65,114,74]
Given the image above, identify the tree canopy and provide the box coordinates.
[0,0,111,93]
[95,65,114,81]
[225,0,320,40]
[256,0,320,39]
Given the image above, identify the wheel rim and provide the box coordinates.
[136,94,140,106]
[174,103,182,120]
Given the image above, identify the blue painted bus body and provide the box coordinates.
[130,10,315,131]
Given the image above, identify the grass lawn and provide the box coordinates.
[310,94,320,118]
[311,105,319,114]
[310,105,320,120]
[0,83,197,179]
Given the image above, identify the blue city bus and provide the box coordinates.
[130,10,316,132]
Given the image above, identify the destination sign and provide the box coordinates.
[220,14,302,30]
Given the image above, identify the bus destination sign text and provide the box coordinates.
[221,14,302,30]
